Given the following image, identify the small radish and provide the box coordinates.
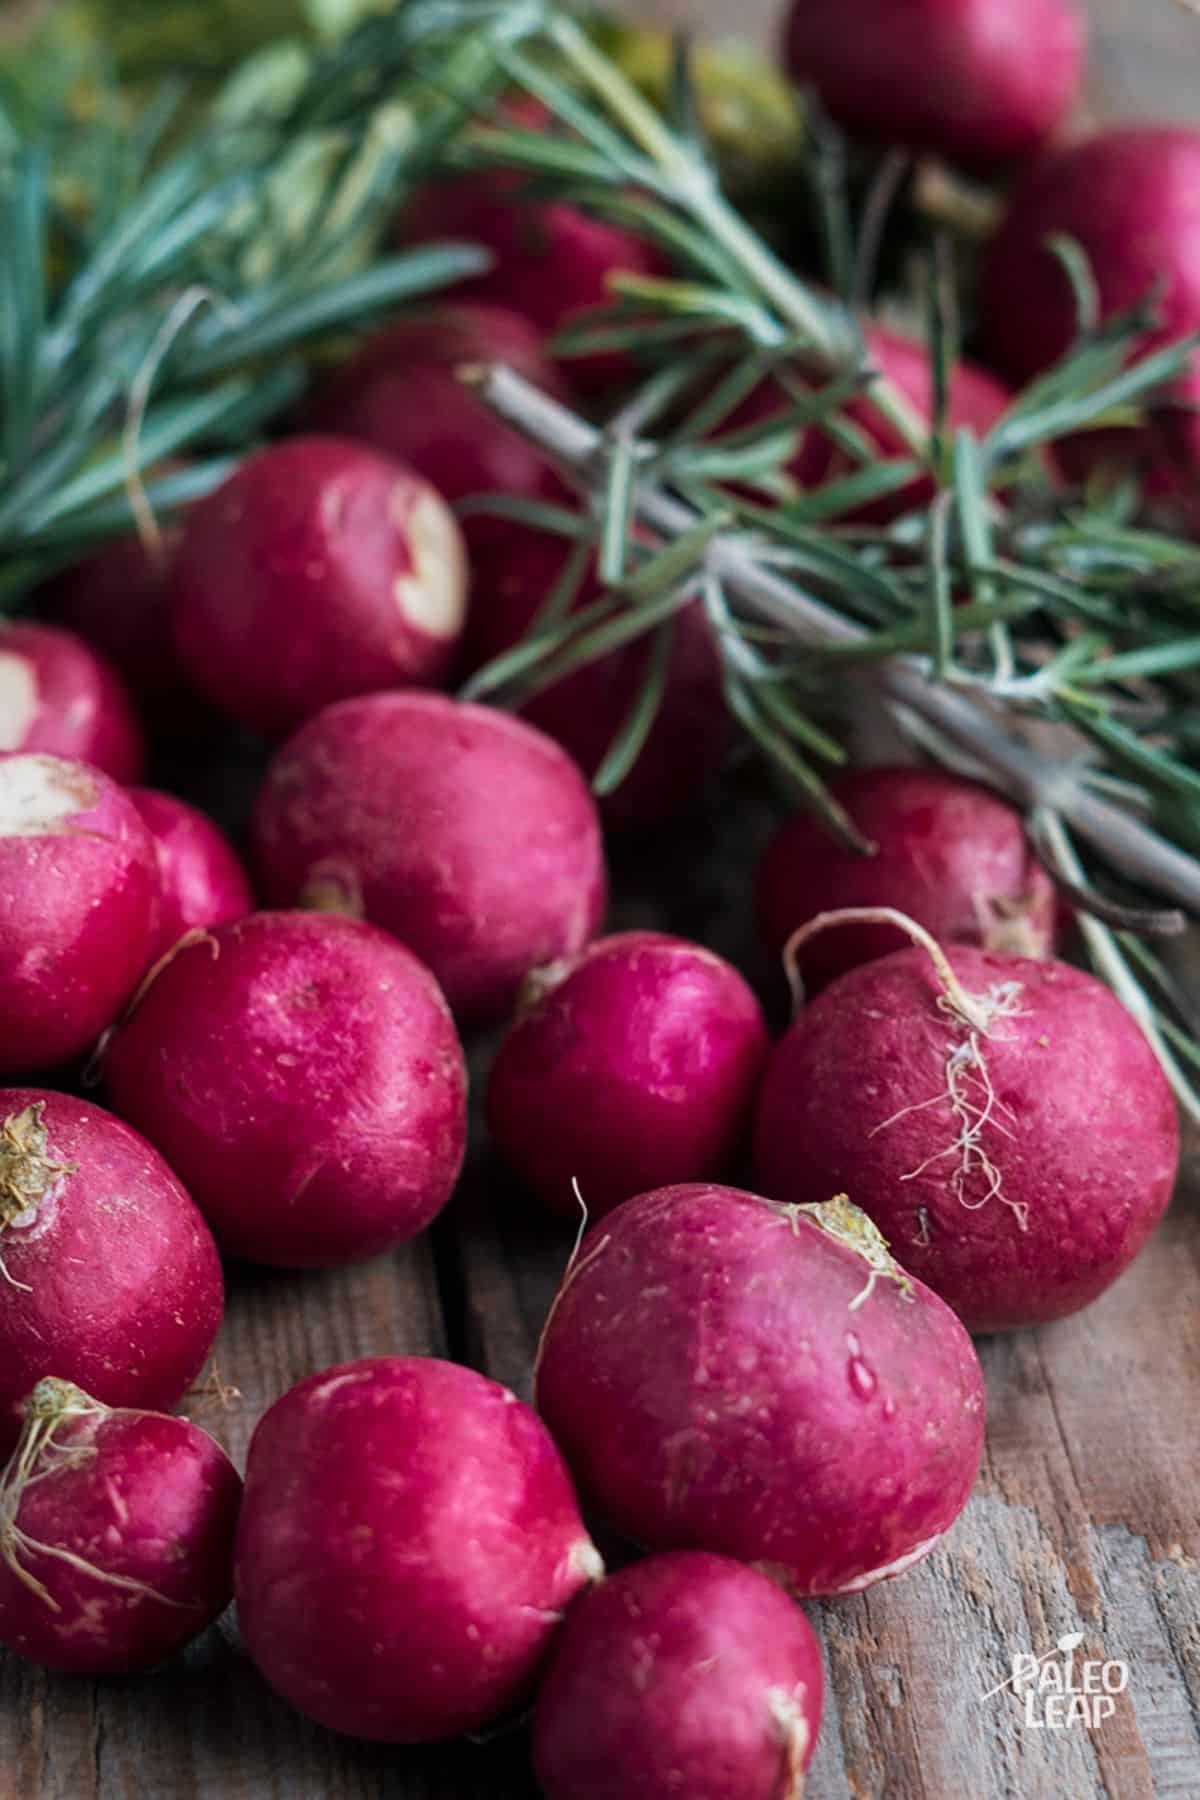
[981,127,1200,470]
[0,1090,223,1453]
[0,620,144,783]
[536,1183,984,1597]
[464,530,731,831]
[253,692,607,1021]
[235,1356,603,1742]
[308,303,571,548]
[130,788,254,958]
[104,911,467,1269]
[783,0,1086,169]
[170,437,468,738]
[730,324,1010,522]
[534,1551,824,1800]
[0,1378,240,1672]
[404,124,662,394]
[0,753,159,1075]
[756,767,1056,992]
[753,912,1179,1330]
[39,530,213,739]
[488,931,768,1219]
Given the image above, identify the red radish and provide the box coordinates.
[0,1090,223,1453]
[235,1356,603,1742]
[0,753,159,1075]
[464,530,731,831]
[488,932,768,1219]
[38,531,214,739]
[534,1552,824,1800]
[731,324,1010,522]
[170,437,468,738]
[756,766,1056,992]
[130,788,254,958]
[981,128,1200,470]
[536,1183,984,1596]
[308,303,571,547]
[253,692,607,1021]
[753,913,1179,1330]
[0,620,143,783]
[104,911,467,1269]
[405,151,662,395]
[782,0,1085,169]
[0,1379,240,1672]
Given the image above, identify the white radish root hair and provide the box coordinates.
[763,1192,915,1310]
[784,907,1029,1229]
[0,1380,193,1614]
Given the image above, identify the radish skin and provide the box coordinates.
[756,767,1056,991]
[981,128,1200,476]
[0,1090,223,1453]
[104,911,467,1269]
[235,1356,603,1742]
[0,621,144,783]
[536,1183,984,1597]
[534,1552,824,1800]
[0,753,159,1074]
[488,931,768,1218]
[0,1379,240,1673]
[783,0,1085,169]
[39,531,213,739]
[309,303,571,548]
[753,938,1179,1329]
[130,788,254,958]
[253,692,607,1021]
[170,437,468,737]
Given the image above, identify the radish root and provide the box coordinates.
[0,1380,194,1614]
[782,907,993,1033]
[784,907,1028,1228]
[0,1104,78,1293]
[765,1193,915,1309]
[769,1684,811,1798]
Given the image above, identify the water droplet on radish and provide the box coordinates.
[847,1357,877,1400]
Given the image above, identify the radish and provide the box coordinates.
[104,911,467,1269]
[534,1551,824,1800]
[234,1356,603,1742]
[405,137,662,395]
[0,1378,240,1672]
[0,1089,223,1453]
[0,753,159,1074]
[731,324,1010,522]
[782,0,1085,169]
[536,1182,984,1596]
[308,303,571,548]
[753,912,1179,1330]
[130,788,254,958]
[488,931,768,1219]
[981,127,1200,470]
[253,692,607,1021]
[38,530,213,740]
[170,436,468,738]
[464,530,731,831]
[756,766,1056,992]
[0,620,144,783]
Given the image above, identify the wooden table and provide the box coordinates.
[4,5,1200,1797]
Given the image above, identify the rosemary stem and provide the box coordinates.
[470,360,1200,914]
